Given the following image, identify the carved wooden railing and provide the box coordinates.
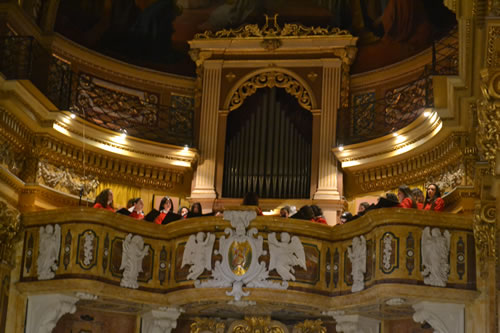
[18,208,476,312]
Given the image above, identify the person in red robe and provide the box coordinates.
[397,185,417,209]
[129,198,145,220]
[93,188,115,212]
[423,184,445,211]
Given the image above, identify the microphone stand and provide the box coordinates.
[79,186,84,206]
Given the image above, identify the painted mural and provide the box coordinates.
[54,0,456,76]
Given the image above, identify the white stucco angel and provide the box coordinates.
[268,232,307,281]
[120,234,150,289]
[421,227,451,287]
[37,224,61,280]
[181,232,216,280]
[348,235,366,292]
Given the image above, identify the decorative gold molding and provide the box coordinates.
[230,317,285,333]
[227,70,314,112]
[473,200,496,277]
[0,107,190,191]
[195,14,349,39]
[292,320,326,333]
[486,25,500,68]
[191,318,225,333]
[477,69,500,174]
[345,133,470,196]
[0,199,21,266]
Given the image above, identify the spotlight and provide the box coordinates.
[392,132,398,137]
[338,145,344,152]
[183,145,189,151]
[120,129,127,138]
[70,113,76,119]
[423,111,430,117]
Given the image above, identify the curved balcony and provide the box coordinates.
[18,208,476,320]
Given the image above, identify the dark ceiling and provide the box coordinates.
[54,0,456,77]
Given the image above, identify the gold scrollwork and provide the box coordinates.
[195,14,350,39]
[0,199,22,265]
[477,69,500,173]
[231,317,285,333]
[191,317,225,333]
[473,201,497,277]
[292,320,326,333]
[229,71,312,111]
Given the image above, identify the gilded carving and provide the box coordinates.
[477,69,500,173]
[0,140,25,176]
[230,317,285,333]
[473,201,496,277]
[0,199,21,265]
[292,320,326,333]
[425,163,465,193]
[349,133,466,196]
[190,317,225,333]
[195,14,349,39]
[332,47,357,110]
[261,39,282,51]
[226,72,237,82]
[37,159,100,198]
[486,26,500,68]
[229,71,313,111]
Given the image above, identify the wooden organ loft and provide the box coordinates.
[0,2,499,333]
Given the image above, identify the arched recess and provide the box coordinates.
[222,68,318,113]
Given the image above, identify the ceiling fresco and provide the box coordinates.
[54,0,456,77]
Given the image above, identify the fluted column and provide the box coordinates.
[314,60,341,200]
[191,60,222,199]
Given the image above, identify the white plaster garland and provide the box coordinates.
[421,227,451,287]
[75,292,98,300]
[37,224,61,280]
[120,233,149,289]
[83,232,95,266]
[182,210,307,301]
[347,235,366,292]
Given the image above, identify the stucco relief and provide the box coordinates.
[37,159,99,198]
[120,233,150,289]
[421,227,451,287]
[182,210,307,301]
[37,224,61,280]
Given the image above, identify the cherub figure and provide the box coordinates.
[421,227,451,287]
[348,235,366,292]
[37,224,61,280]
[181,232,216,280]
[120,234,150,289]
[268,232,307,281]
